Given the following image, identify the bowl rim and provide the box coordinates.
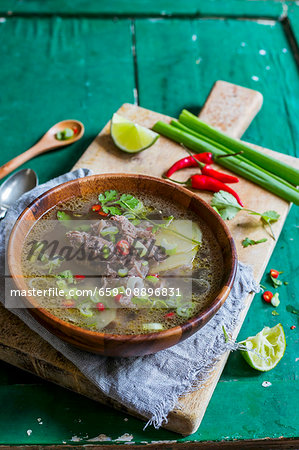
[8,173,237,343]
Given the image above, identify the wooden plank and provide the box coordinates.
[0,16,135,184]
[135,18,299,157]
[0,99,296,435]
[198,80,263,138]
[0,0,286,17]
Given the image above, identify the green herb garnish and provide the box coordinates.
[102,205,122,215]
[270,276,283,289]
[98,190,118,204]
[211,191,280,239]
[56,128,74,141]
[98,191,142,216]
[222,325,230,343]
[57,211,71,221]
[242,237,268,248]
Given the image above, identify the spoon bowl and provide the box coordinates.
[0,169,38,219]
[42,120,85,147]
[0,120,84,181]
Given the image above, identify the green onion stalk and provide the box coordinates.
[179,109,299,187]
[152,121,299,206]
[171,120,298,192]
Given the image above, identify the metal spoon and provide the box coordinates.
[0,169,38,219]
[0,119,84,181]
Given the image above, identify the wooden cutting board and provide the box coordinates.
[1,81,298,435]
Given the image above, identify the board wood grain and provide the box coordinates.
[1,81,298,435]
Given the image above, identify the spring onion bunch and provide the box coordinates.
[152,112,299,206]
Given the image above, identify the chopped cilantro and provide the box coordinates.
[242,237,268,248]
[101,205,122,215]
[98,190,118,204]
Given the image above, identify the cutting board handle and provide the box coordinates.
[198,80,263,138]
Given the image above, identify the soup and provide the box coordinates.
[21,190,224,334]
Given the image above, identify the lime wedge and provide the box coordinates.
[111,113,159,153]
[240,323,286,372]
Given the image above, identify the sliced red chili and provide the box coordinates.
[291,325,296,330]
[114,294,123,303]
[164,312,175,319]
[96,302,105,312]
[91,204,101,212]
[75,274,85,280]
[148,273,159,278]
[73,126,78,134]
[262,291,273,303]
[116,240,130,256]
[270,269,281,279]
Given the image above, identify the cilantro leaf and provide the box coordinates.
[248,209,280,240]
[242,237,268,248]
[261,210,280,224]
[211,191,242,220]
[101,205,122,215]
[98,190,118,204]
[119,194,139,210]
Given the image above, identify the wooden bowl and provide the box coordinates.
[8,174,237,356]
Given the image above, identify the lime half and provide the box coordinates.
[240,323,286,372]
[110,113,159,153]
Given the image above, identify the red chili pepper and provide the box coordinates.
[270,269,280,279]
[262,291,273,303]
[166,152,213,178]
[75,274,85,281]
[91,204,109,217]
[73,126,78,134]
[96,302,105,312]
[116,240,130,256]
[201,165,239,184]
[114,294,123,303]
[291,325,296,330]
[148,273,159,278]
[91,204,101,212]
[186,175,243,206]
[164,312,175,320]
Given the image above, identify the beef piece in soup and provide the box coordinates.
[21,190,224,335]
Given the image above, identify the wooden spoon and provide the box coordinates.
[0,120,84,181]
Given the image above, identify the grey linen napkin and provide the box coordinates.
[0,169,259,429]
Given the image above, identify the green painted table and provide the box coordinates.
[0,1,298,447]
